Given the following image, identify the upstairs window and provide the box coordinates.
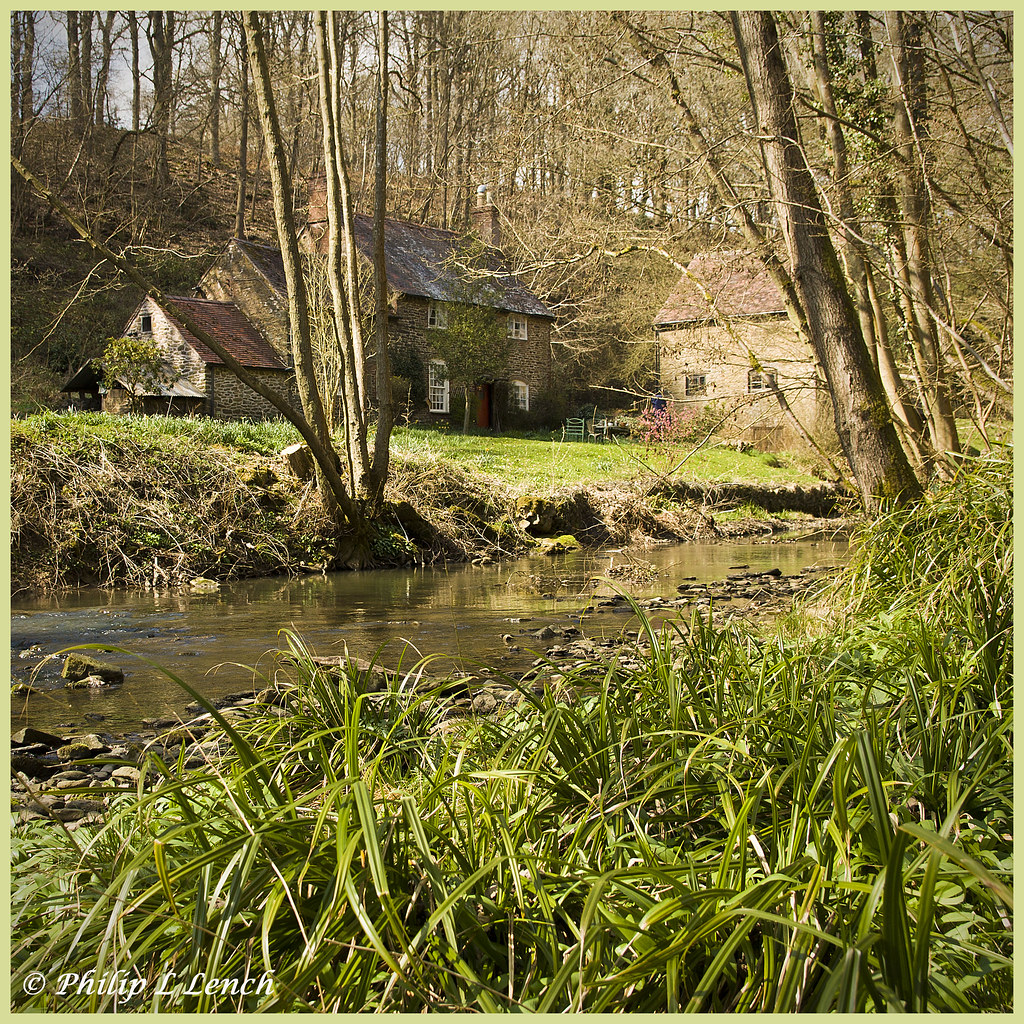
[748,368,778,393]
[428,359,450,413]
[684,373,707,396]
[140,314,153,334]
[507,314,528,340]
[511,380,530,411]
[427,302,447,330]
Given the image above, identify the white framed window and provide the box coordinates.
[684,373,707,396]
[140,314,153,333]
[748,368,778,393]
[428,359,449,412]
[507,314,528,340]
[427,302,447,330]
[511,380,530,411]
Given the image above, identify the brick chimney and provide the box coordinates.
[470,185,501,249]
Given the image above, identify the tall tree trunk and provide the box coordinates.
[93,12,114,127]
[11,13,31,231]
[12,15,22,126]
[67,12,85,130]
[234,19,249,239]
[731,10,921,509]
[209,12,222,168]
[79,11,94,121]
[808,12,926,471]
[328,13,368,415]
[885,11,961,462]
[147,11,174,185]
[14,12,33,148]
[244,11,355,527]
[127,12,140,133]
[368,10,393,503]
[315,11,370,495]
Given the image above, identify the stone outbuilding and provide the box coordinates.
[654,250,826,448]
[63,295,294,418]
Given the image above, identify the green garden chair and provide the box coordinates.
[563,417,585,442]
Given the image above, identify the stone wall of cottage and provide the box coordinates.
[658,317,830,448]
[123,299,294,420]
[207,365,295,420]
[127,299,210,398]
[387,295,553,417]
[198,245,290,363]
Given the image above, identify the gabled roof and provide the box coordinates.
[306,213,555,320]
[654,251,787,327]
[232,238,288,295]
[160,297,288,370]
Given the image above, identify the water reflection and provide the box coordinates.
[12,536,847,734]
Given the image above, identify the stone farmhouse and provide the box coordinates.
[64,194,555,427]
[305,186,556,429]
[654,251,826,448]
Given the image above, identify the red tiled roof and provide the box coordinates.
[654,251,787,326]
[161,297,287,370]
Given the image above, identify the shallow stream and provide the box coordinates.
[12,533,847,735]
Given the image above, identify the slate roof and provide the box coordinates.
[306,213,554,320]
[161,297,288,370]
[233,238,289,295]
[654,251,787,327]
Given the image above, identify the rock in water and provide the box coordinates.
[61,653,124,684]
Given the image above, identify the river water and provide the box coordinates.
[11,534,847,735]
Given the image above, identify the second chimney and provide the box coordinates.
[470,185,501,249]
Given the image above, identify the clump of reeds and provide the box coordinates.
[12,449,1012,1011]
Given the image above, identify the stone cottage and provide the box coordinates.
[62,295,293,418]
[305,186,556,428]
[654,251,826,447]
[68,191,554,425]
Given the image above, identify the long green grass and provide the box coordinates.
[11,449,1012,1011]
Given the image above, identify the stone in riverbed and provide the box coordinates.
[471,692,499,715]
[56,734,111,761]
[64,798,105,812]
[50,807,87,823]
[10,753,54,778]
[62,654,124,684]
[11,728,67,749]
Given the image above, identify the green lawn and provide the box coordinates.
[16,412,832,492]
[388,425,828,492]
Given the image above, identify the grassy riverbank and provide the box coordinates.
[11,412,840,593]
[11,449,1012,1011]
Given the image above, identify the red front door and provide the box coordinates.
[476,383,492,428]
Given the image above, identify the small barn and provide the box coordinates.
[654,251,826,448]
[65,295,295,419]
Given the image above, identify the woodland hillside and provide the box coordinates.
[12,11,1012,455]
